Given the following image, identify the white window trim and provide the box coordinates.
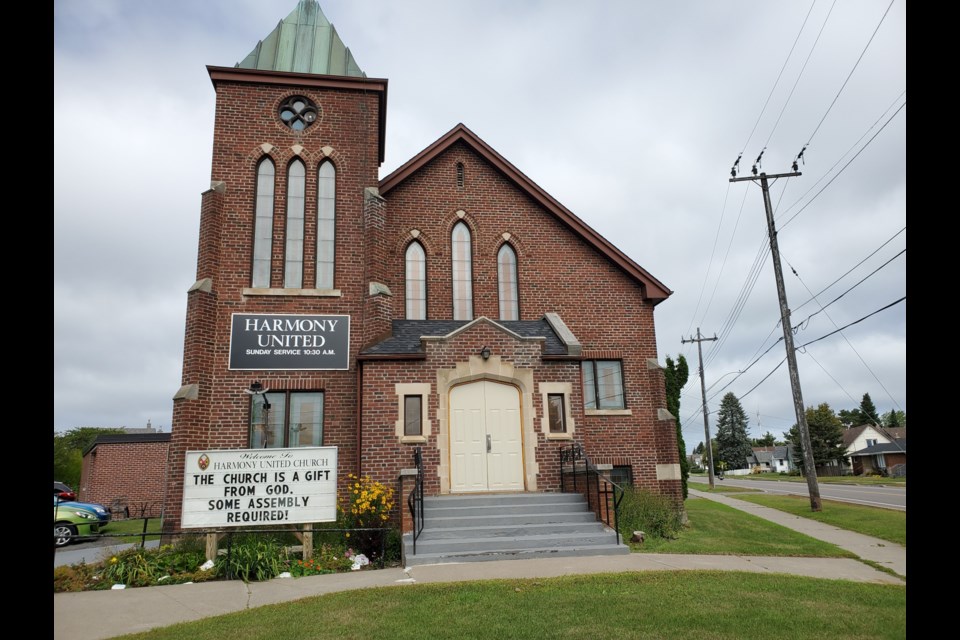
[395,383,432,444]
[539,382,575,440]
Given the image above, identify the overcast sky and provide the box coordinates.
[54,0,906,451]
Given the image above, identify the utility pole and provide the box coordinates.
[730,170,821,511]
[682,328,718,489]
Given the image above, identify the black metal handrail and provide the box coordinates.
[406,446,425,554]
[559,443,625,545]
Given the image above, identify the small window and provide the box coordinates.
[252,158,275,287]
[405,241,427,319]
[547,394,566,433]
[582,360,625,410]
[866,438,877,447]
[609,465,633,486]
[279,95,318,131]
[249,391,323,448]
[456,162,464,188]
[404,396,422,436]
[451,221,473,320]
[284,160,306,288]
[497,244,519,321]
[316,162,336,289]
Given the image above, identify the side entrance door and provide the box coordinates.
[450,380,524,493]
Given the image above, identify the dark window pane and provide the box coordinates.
[404,396,422,436]
[548,394,566,433]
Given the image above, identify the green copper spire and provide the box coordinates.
[236,1,365,77]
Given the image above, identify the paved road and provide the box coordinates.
[689,475,906,510]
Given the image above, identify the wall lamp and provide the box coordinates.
[480,346,491,360]
[245,381,271,410]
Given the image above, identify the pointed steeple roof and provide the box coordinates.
[236,1,365,77]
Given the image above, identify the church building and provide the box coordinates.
[163,1,681,545]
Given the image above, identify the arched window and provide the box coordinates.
[405,241,426,320]
[498,244,519,320]
[284,160,305,288]
[252,158,275,288]
[451,221,473,320]
[316,162,336,289]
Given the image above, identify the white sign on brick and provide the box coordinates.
[181,447,337,528]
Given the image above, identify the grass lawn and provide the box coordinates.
[688,483,760,493]
[719,474,906,486]
[99,518,163,544]
[728,493,906,546]
[111,571,906,640]
[630,497,855,556]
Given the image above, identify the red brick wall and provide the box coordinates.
[165,72,680,534]
[80,442,169,518]
[163,76,383,532]
[376,142,680,501]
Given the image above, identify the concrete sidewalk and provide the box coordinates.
[54,490,906,640]
[688,488,907,577]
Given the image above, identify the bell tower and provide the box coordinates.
[163,1,387,533]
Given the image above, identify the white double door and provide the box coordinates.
[450,380,524,493]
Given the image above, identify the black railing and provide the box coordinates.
[559,443,624,545]
[407,446,425,555]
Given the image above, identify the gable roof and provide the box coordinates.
[236,1,365,77]
[379,123,672,304]
[848,439,907,457]
[842,424,907,448]
[359,318,568,358]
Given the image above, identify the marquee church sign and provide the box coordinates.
[228,313,350,370]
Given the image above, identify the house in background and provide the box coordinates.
[745,446,792,473]
[842,425,906,476]
[80,431,170,518]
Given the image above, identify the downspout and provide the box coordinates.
[356,361,363,477]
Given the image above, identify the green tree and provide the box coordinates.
[882,409,906,428]
[664,355,690,498]
[859,393,880,426]
[714,393,753,470]
[786,403,847,473]
[53,427,126,488]
[694,441,705,454]
[751,431,776,447]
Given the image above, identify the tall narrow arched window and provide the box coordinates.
[498,244,519,320]
[406,241,426,320]
[316,162,336,289]
[451,221,473,320]
[252,158,275,288]
[284,160,305,288]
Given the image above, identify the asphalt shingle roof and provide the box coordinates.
[360,319,568,356]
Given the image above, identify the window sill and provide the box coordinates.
[400,435,427,444]
[243,288,342,297]
[546,432,574,441]
[584,409,632,416]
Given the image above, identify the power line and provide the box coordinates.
[796,297,905,349]
[763,0,837,151]
[793,226,905,313]
[792,249,905,330]
[781,99,905,230]
[799,0,897,154]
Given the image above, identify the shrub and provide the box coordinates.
[618,487,685,541]
[339,474,396,561]
[217,533,288,582]
[290,543,354,576]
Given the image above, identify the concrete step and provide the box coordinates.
[420,511,599,529]
[417,520,609,540]
[402,540,630,566]
[403,491,628,566]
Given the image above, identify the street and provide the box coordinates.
[689,475,906,511]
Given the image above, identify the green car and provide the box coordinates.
[53,497,101,547]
